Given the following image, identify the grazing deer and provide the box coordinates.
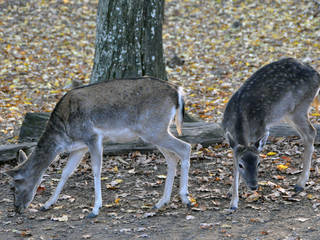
[6,77,191,218]
[222,58,320,210]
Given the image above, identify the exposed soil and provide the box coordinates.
[1,0,320,239]
[1,138,320,240]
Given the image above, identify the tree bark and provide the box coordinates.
[90,0,166,83]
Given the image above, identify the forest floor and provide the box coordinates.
[1,139,320,240]
[1,0,320,239]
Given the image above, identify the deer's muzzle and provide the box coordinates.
[14,204,25,214]
[249,185,258,191]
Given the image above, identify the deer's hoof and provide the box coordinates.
[230,206,237,211]
[154,199,170,210]
[39,206,49,212]
[153,202,167,210]
[181,197,191,207]
[183,198,191,208]
[294,185,304,193]
[180,193,191,206]
[223,207,236,215]
[86,212,98,219]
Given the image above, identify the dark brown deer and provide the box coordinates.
[222,58,320,210]
[6,77,191,218]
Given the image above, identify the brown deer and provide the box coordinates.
[222,58,320,210]
[6,77,191,218]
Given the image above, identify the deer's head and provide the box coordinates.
[226,132,267,190]
[234,145,260,190]
[6,150,40,213]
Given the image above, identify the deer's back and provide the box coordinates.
[48,77,180,141]
[223,58,320,141]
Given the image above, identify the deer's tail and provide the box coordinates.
[175,87,185,136]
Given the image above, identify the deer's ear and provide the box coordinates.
[5,150,28,180]
[18,150,28,163]
[254,134,268,152]
[226,131,236,149]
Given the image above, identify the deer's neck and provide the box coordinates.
[23,135,61,178]
[234,117,249,146]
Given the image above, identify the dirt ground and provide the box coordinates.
[1,0,320,239]
[1,138,320,240]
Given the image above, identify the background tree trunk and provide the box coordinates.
[90,0,166,83]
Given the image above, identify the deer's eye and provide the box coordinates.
[239,163,244,169]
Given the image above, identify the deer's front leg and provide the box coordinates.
[87,137,103,218]
[230,157,240,210]
[41,148,87,211]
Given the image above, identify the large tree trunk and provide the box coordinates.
[90,0,166,83]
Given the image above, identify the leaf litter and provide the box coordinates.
[1,0,320,239]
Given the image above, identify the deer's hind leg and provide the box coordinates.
[154,147,179,209]
[156,134,191,208]
[141,130,191,208]
[288,106,316,192]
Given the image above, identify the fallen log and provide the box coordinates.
[19,112,50,142]
[18,112,225,145]
[0,112,319,163]
[0,142,37,163]
[2,120,224,163]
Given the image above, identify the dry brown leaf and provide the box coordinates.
[51,214,68,222]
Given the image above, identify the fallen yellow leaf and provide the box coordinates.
[115,179,123,184]
[157,175,167,179]
[267,152,277,156]
[50,90,62,94]
[245,191,260,202]
[104,204,113,208]
[307,194,314,200]
[277,164,288,171]
[51,214,68,222]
